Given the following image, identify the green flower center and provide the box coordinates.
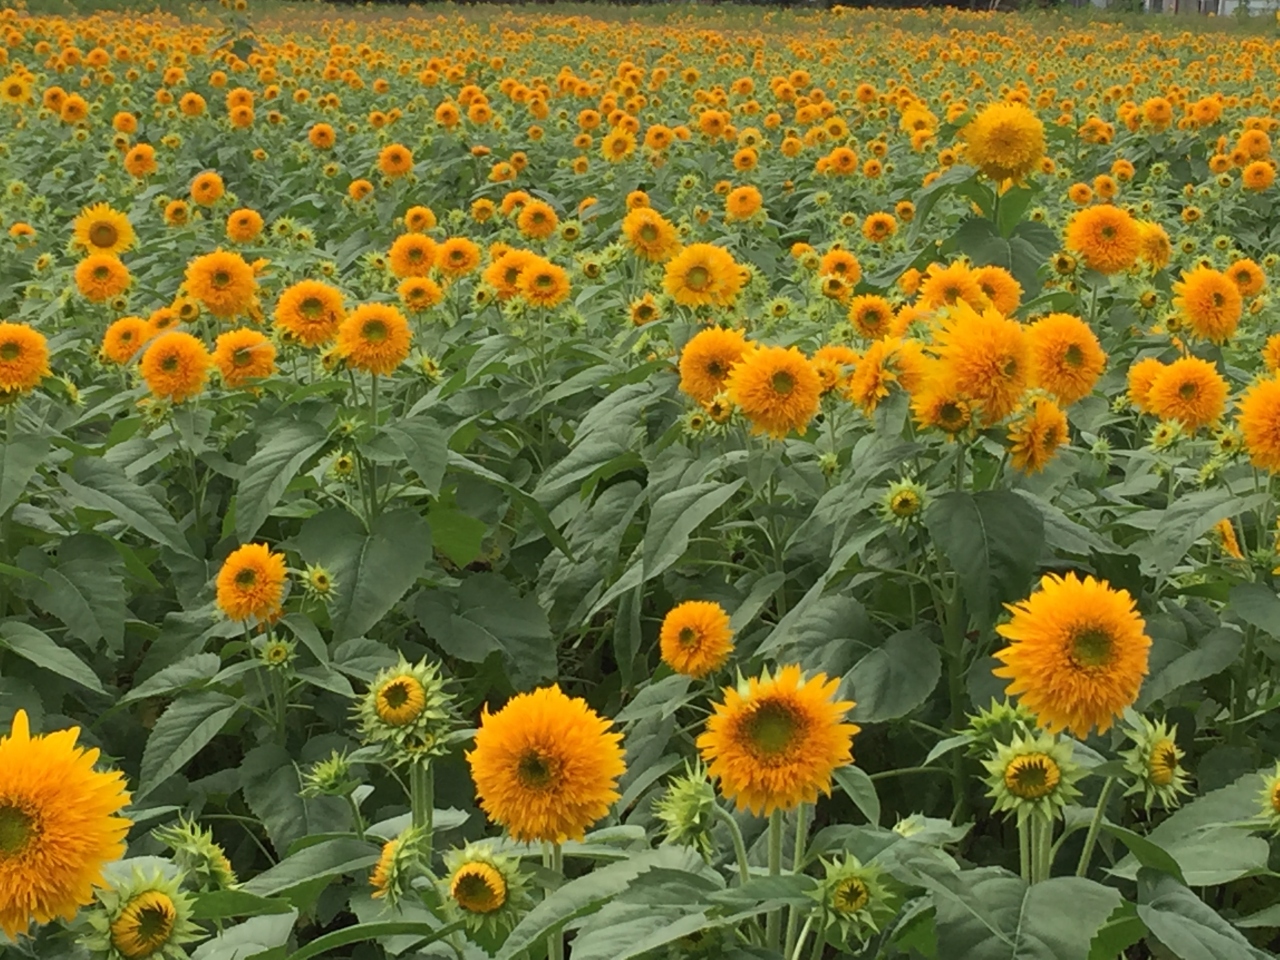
[1071,627,1113,668]
[362,320,388,343]
[686,266,711,291]
[771,371,794,395]
[0,802,34,858]
[832,876,869,914]
[517,749,555,789]
[0,342,19,361]
[744,701,800,757]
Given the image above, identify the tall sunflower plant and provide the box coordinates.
[6,4,1280,959]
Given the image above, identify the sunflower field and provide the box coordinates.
[9,1,1280,958]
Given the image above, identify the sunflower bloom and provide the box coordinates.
[184,251,258,319]
[663,243,744,308]
[1238,376,1280,473]
[621,207,681,262]
[960,101,1046,182]
[273,280,345,348]
[659,601,734,678]
[1026,313,1106,406]
[0,323,51,395]
[215,543,287,622]
[74,255,131,303]
[678,327,751,404]
[725,344,823,438]
[100,317,152,366]
[72,203,135,257]
[516,258,571,309]
[140,332,211,403]
[698,664,857,816]
[1146,356,1228,432]
[212,328,276,388]
[388,233,438,279]
[1172,266,1243,345]
[336,304,412,375]
[994,572,1151,738]
[1064,205,1141,275]
[0,710,131,939]
[932,302,1029,425]
[1007,397,1069,474]
[467,685,625,843]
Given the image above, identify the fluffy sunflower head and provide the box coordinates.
[75,254,132,303]
[663,243,744,308]
[212,328,276,389]
[960,101,1045,183]
[1026,312,1107,407]
[724,344,823,439]
[1064,205,1141,275]
[1238,376,1280,474]
[441,843,530,935]
[0,322,51,396]
[917,260,984,311]
[659,600,734,679]
[1125,356,1166,414]
[139,331,211,404]
[214,542,287,622]
[621,207,681,262]
[82,867,200,960]
[100,317,152,367]
[931,301,1029,425]
[73,203,135,257]
[273,279,345,348]
[388,233,437,279]
[1172,266,1242,345]
[1120,715,1191,811]
[437,237,482,277]
[336,303,412,375]
[517,258,572,309]
[0,710,132,939]
[677,327,751,405]
[849,337,926,416]
[982,730,1082,825]
[1145,356,1228,433]
[697,664,857,816]
[994,572,1151,738]
[466,684,626,843]
[184,250,257,319]
[1007,396,1069,475]
[356,656,457,762]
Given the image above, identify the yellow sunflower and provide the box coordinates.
[516,258,571,309]
[659,600,735,678]
[467,685,625,843]
[1064,205,1141,275]
[212,328,276,388]
[1026,312,1107,406]
[621,207,681,262]
[663,243,744,308]
[960,101,1046,182]
[337,304,412,375]
[994,572,1150,738]
[724,344,823,438]
[931,302,1029,425]
[1238,376,1280,473]
[214,543,287,622]
[72,203,135,257]
[1007,397,1069,474]
[184,250,258,319]
[697,664,857,816]
[678,327,751,404]
[273,279,345,348]
[0,322,51,395]
[388,233,438,279]
[100,317,152,366]
[74,255,131,303]
[1146,356,1228,432]
[1172,266,1243,345]
[139,331,210,403]
[0,710,132,939]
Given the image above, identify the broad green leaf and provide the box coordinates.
[642,479,744,576]
[1135,490,1268,576]
[496,847,705,960]
[924,491,1044,628]
[190,910,297,960]
[296,508,432,642]
[846,628,941,723]
[235,420,327,541]
[61,460,191,556]
[137,692,239,801]
[241,838,381,897]
[571,905,718,960]
[1235,904,1280,928]
[0,621,104,693]
[241,744,310,857]
[0,432,47,515]
[927,868,1120,960]
[1101,824,1184,884]
[31,559,127,651]
[120,653,221,705]
[1138,626,1241,708]
[448,452,572,556]
[427,503,486,567]
[191,889,295,921]
[284,919,462,960]
[382,411,450,496]
[1136,870,1268,960]
[1227,582,1280,636]
[833,765,881,826]
[1087,902,1146,960]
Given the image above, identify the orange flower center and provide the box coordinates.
[89,223,119,248]
[0,801,36,857]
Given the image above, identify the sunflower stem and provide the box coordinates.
[1075,777,1115,878]
[790,914,815,960]
[1031,815,1053,884]
[1018,818,1032,883]
[548,842,565,960]
[766,807,784,951]
[807,923,826,960]
[784,803,809,957]
[712,804,752,886]
[345,792,366,841]
[410,760,433,867]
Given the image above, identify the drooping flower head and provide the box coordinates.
[82,867,200,960]
[152,817,238,892]
[0,710,132,939]
[697,664,857,816]
[993,572,1151,738]
[467,685,625,843]
[1119,715,1190,811]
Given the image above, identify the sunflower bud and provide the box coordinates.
[881,478,927,524]
[982,732,1082,825]
[301,750,358,799]
[810,856,898,946]
[654,762,718,858]
[302,562,336,601]
[441,843,530,934]
[355,656,457,763]
[153,818,238,891]
[82,867,201,960]
[963,698,1036,757]
[1120,715,1190,811]
[371,825,428,909]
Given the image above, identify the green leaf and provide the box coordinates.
[1227,582,1280,636]
[0,432,48,515]
[296,508,432,642]
[1136,490,1268,575]
[191,889,295,921]
[121,653,221,704]
[435,573,555,687]
[1101,824,1185,884]
[1235,904,1280,929]
[1087,902,1146,960]
[496,847,705,960]
[241,744,310,857]
[448,452,572,556]
[30,559,127,651]
[642,479,744,575]
[1138,626,1241,708]
[833,765,881,826]
[927,869,1121,960]
[381,412,450,496]
[571,905,720,960]
[924,491,1044,628]
[240,838,382,898]
[235,420,327,542]
[846,628,941,723]
[1136,870,1268,960]
[137,692,239,801]
[0,621,104,693]
[427,503,486,567]
[285,920,462,960]
[190,910,297,960]
[60,460,192,556]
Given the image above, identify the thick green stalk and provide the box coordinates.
[784,804,809,957]
[1018,818,1032,883]
[410,761,434,866]
[1075,778,1115,878]
[548,842,565,960]
[766,808,785,951]
[711,805,751,886]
